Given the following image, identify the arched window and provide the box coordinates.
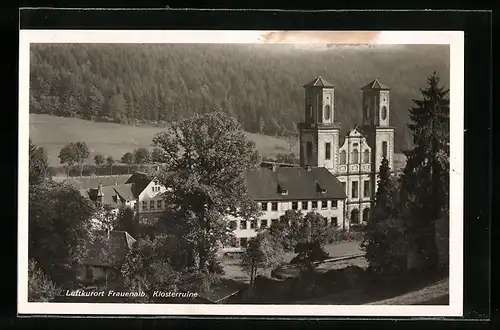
[363,208,370,222]
[365,105,371,120]
[308,105,313,121]
[382,141,388,158]
[324,105,331,120]
[340,150,347,165]
[363,149,370,163]
[381,106,387,120]
[351,209,360,224]
[351,149,359,163]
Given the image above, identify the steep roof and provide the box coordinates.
[85,184,133,208]
[83,230,137,267]
[63,175,132,190]
[113,183,135,202]
[245,167,347,201]
[126,172,153,196]
[361,79,391,90]
[303,76,335,88]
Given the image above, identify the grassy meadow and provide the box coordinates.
[29,114,299,167]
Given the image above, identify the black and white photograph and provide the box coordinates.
[19,30,464,317]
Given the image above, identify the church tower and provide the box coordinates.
[360,79,395,194]
[298,77,341,173]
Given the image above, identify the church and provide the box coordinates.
[298,76,395,225]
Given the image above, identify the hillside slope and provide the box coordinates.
[29,114,298,166]
[29,43,450,152]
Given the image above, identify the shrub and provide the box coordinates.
[28,260,61,302]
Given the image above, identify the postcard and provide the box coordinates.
[19,29,463,317]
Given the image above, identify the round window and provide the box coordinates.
[324,105,331,120]
[381,106,387,120]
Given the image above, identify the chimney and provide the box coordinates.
[306,165,312,171]
[271,164,278,172]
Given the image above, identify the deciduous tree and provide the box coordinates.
[242,231,284,286]
[74,142,90,178]
[133,147,151,171]
[28,259,61,302]
[29,181,96,286]
[106,156,115,175]
[93,154,105,176]
[152,112,261,274]
[58,143,76,178]
[121,152,134,174]
[119,236,181,302]
[29,138,50,184]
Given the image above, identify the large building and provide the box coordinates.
[298,77,395,225]
[78,76,395,250]
[225,164,347,251]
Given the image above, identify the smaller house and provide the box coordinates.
[79,172,171,225]
[77,230,136,285]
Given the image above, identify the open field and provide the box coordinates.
[30,114,407,170]
[29,114,299,167]
[221,241,364,283]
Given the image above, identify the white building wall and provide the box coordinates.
[223,199,346,252]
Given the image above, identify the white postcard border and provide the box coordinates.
[18,30,464,317]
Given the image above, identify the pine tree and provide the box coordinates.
[361,157,404,274]
[401,71,450,271]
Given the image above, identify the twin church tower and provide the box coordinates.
[298,77,395,224]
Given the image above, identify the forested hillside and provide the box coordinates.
[29,43,449,152]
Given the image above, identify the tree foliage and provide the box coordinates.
[242,231,284,286]
[92,204,118,232]
[29,181,96,286]
[28,259,61,302]
[115,207,138,237]
[29,138,50,184]
[121,152,134,174]
[361,158,409,274]
[400,72,450,271]
[58,142,89,177]
[106,156,115,175]
[119,235,181,301]
[29,44,450,152]
[153,112,261,273]
[93,154,105,175]
[133,147,151,166]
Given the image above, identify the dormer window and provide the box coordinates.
[316,183,328,194]
[278,184,288,196]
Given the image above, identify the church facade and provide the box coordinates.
[298,77,395,225]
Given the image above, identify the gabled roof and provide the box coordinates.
[113,183,135,202]
[245,167,347,201]
[126,172,153,196]
[64,175,132,190]
[361,79,391,90]
[303,76,335,88]
[85,184,132,208]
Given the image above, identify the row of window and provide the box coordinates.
[141,200,164,211]
[341,180,371,199]
[306,141,388,164]
[231,216,339,231]
[261,200,338,212]
[228,217,340,245]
